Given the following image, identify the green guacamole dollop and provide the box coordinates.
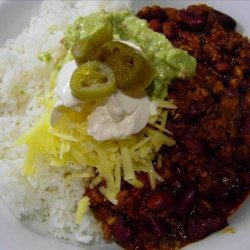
[64,11,196,99]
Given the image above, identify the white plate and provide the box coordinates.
[0,1,249,250]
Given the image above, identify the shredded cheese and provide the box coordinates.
[156,99,177,109]
[16,96,176,222]
[75,197,90,225]
[120,141,136,181]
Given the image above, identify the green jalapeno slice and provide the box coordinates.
[99,41,156,96]
[70,61,116,101]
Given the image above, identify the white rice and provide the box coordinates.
[0,0,132,244]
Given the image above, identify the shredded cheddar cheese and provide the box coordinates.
[16,95,176,223]
[75,197,90,225]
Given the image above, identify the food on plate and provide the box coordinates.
[0,1,249,250]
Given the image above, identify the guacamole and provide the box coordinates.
[64,11,196,98]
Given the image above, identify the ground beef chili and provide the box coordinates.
[86,5,250,250]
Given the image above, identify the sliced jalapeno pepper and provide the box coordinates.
[70,61,116,101]
[99,41,156,96]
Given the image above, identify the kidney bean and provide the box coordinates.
[137,6,166,21]
[137,6,151,20]
[177,10,206,32]
[149,6,166,21]
[216,62,232,74]
[148,19,162,32]
[176,184,197,217]
[148,215,167,237]
[187,213,228,240]
[214,10,236,30]
[146,191,175,212]
[162,22,177,39]
[110,217,134,244]
[164,7,179,20]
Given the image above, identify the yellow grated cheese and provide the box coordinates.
[81,141,96,154]
[64,140,71,153]
[23,144,38,175]
[99,186,118,205]
[152,170,164,182]
[49,130,79,141]
[159,110,168,129]
[133,162,150,172]
[130,137,150,152]
[146,127,175,151]
[95,146,116,191]
[17,92,176,215]
[148,114,160,125]
[70,146,87,167]
[148,162,158,189]
[15,113,50,145]
[91,175,103,187]
[156,154,163,168]
[114,160,121,191]
[75,197,90,225]
[59,140,66,159]
[137,144,152,159]
[120,142,136,181]
[65,173,91,183]
[50,158,68,167]
[108,152,117,162]
[150,123,173,135]
[156,99,177,109]
[127,179,144,188]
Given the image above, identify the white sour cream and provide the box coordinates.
[50,61,82,126]
[87,90,150,141]
[56,60,80,108]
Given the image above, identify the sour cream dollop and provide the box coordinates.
[87,90,150,141]
[56,60,79,107]
[51,39,155,140]
[50,60,81,126]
